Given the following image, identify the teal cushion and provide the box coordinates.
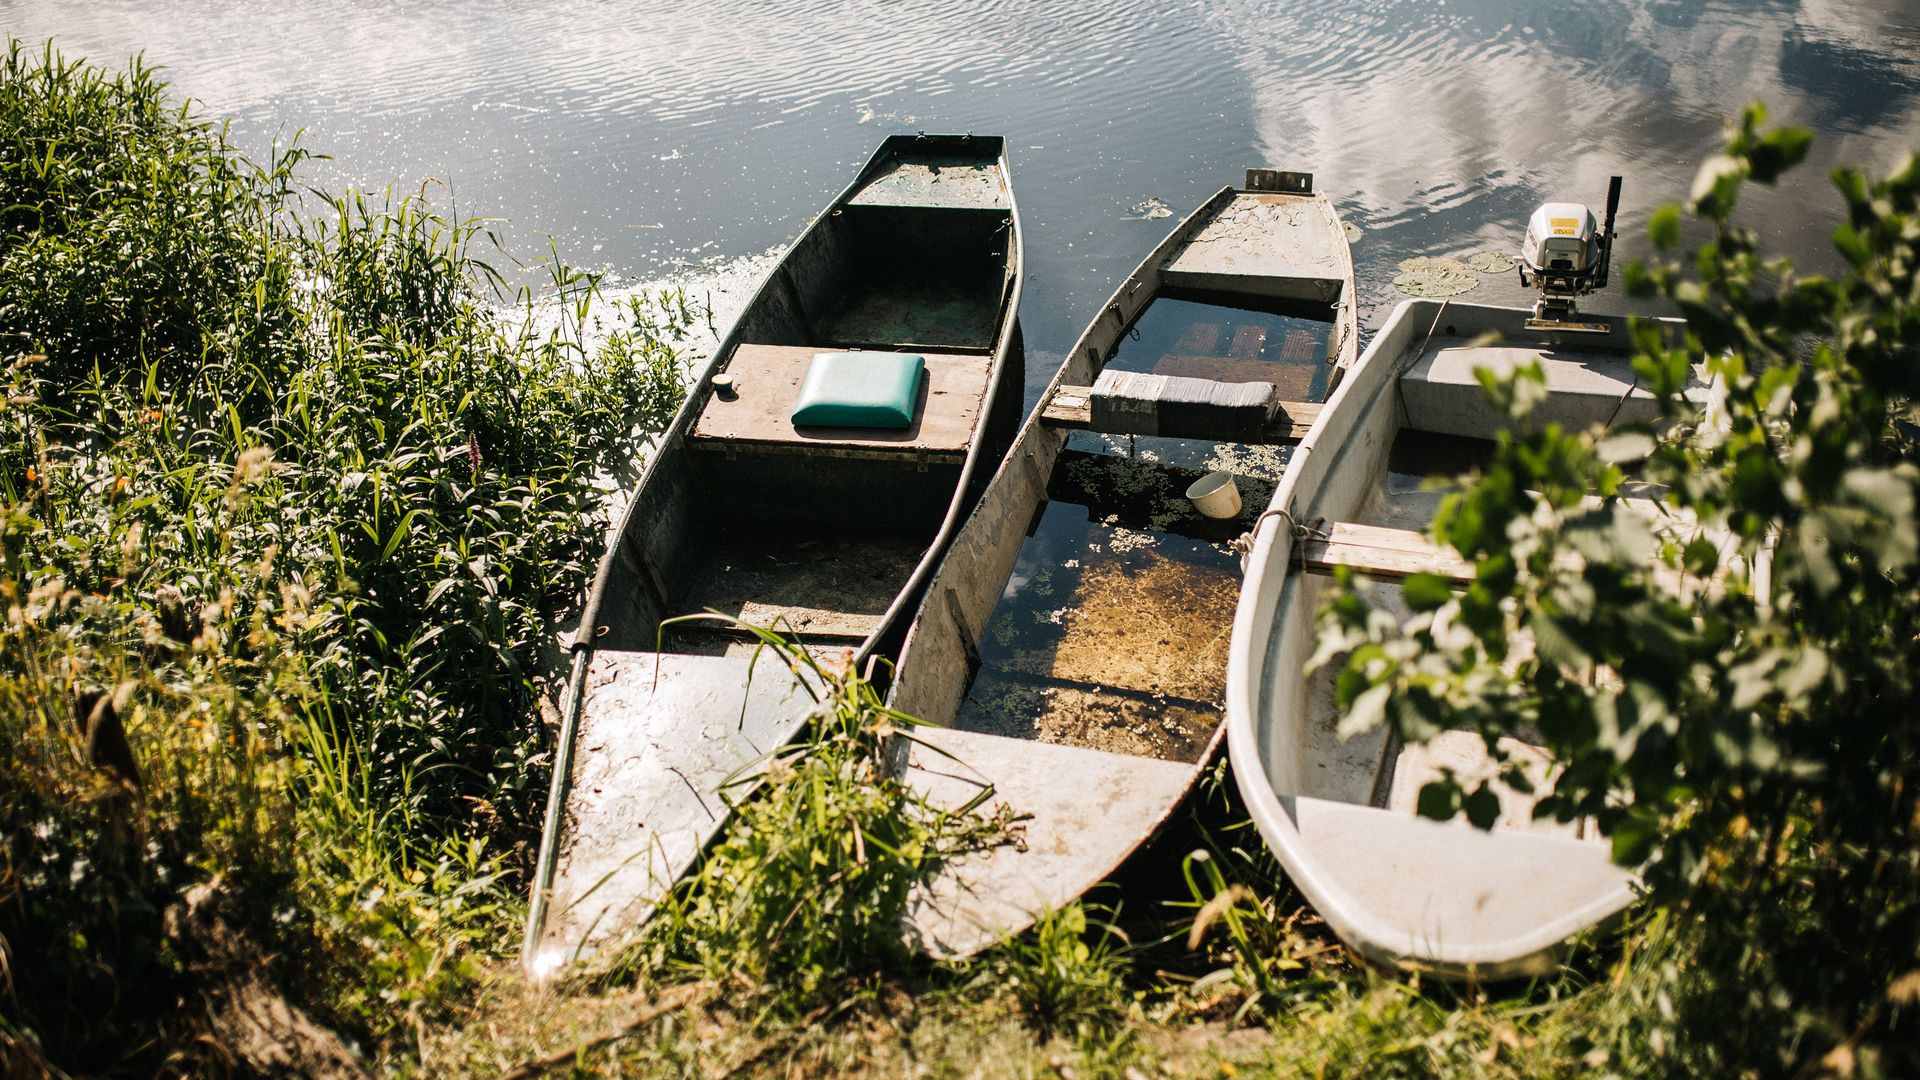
[790,352,926,429]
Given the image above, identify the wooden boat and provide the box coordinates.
[522,134,1024,976]
[1226,298,1706,980]
[888,171,1357,958]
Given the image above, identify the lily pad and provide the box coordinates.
[1399,256,1472,275]
[1467,251,1517,274]
[1344,221,1363,243]
[1392,256,1479,298]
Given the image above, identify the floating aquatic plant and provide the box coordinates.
[1127,196,1174,220]
[1392,255,1480,298]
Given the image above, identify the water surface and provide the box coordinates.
[6,0,1918,388]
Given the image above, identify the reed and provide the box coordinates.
[0,39,691,1070]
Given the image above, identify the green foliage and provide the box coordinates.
[0,574,296,1064]
[0,40,690,1070]
[625,624,1009,1012]
[1317,102,1920,1072]
[970,900,1131,1038]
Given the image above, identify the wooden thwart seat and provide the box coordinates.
[1039,382,1320,443]
[692,343,991,459]
[1298,521,1475,584]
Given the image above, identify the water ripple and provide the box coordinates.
[7,0,1920,368]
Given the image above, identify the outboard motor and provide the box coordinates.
[1519,176,1621,331]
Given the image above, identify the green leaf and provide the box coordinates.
[1690,153,1748,218]
[1339,682,1392,739]
[1531,614,1593,672]
[1648,204,1681,250]
[1610,809,1659,867]
[1400,572,1454,612]
[1748,126,1813,183]
[1596,429,1656,465]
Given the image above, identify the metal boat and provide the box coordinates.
[888,171,1356,958]
[1225,294,1706,979]
[523,134,1024,976]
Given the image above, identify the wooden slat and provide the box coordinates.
[1151,354,1319,402]
[1300,521,1475,584]
[1227,324,1268,359]
[676,602,880,641]
[1039,383,1321,443]
[691,344,989,456]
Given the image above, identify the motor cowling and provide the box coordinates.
[1520,202,1602,284]
[1517,178,1622,330]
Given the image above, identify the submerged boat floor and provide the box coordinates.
[1300,428,1590,840]
[814,272,1003,352]
[671,526,927,642]
[952,440,1287,764]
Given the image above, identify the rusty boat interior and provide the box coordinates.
[523,134,1023,976]
[887,170,1357,958]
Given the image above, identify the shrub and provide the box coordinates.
[1317,105,1920,1073]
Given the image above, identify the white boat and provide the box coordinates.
[1225,295,1709,979]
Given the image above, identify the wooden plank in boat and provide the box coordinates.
[1039,383,1321,442]
[1226,323,1268,359]
[692,343,989,456]
[687,602,880,642]
[1150,353,1319,401]
[1301,521,1475,584]
[845,154,1010,210]
[903,726,1198,959]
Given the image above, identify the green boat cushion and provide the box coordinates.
[790,352,926,429]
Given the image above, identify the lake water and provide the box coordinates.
[6,0,1919,392]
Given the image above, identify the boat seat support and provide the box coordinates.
[1299,520,1475,584]
[1039,382,1320,444]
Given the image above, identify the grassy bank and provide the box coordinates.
[0,40,691,1073]
[3,42,1915,1079]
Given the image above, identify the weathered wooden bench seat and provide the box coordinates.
[690,343,992,461]
[1037,379,1321,443]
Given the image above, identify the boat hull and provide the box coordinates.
[523,134,1025,976]
[1226,299,1701,980]
[890,179,1357,957]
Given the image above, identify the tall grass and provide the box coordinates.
[0,40,691,1071]
[617,622,1012,1012]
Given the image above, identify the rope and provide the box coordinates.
[1230,507,1328,562]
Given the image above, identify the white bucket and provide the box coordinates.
[1186,471,1242,519]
